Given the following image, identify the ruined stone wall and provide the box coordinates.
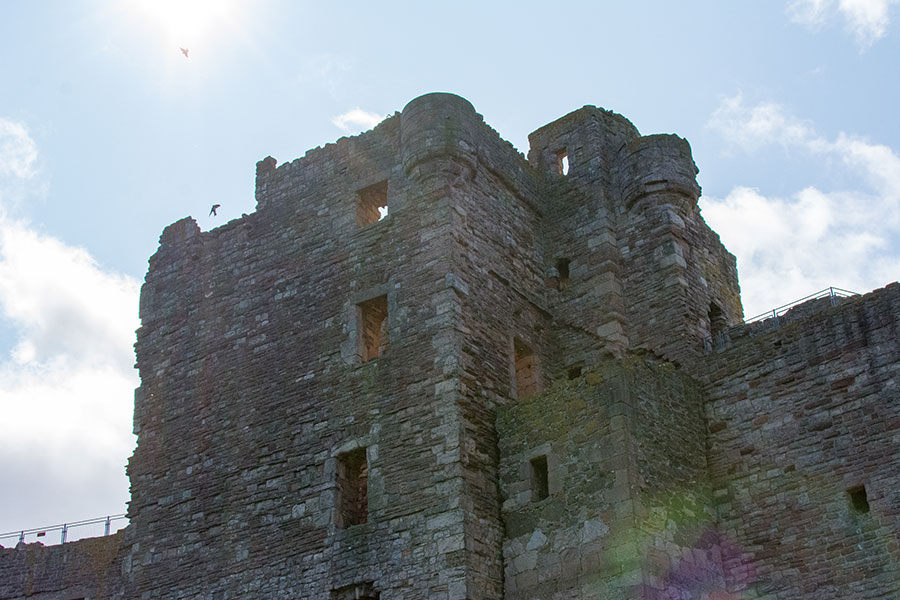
[704,283,900,599]
[526,107,742,372]
[402,92,546,600]
[3,92,894,600]
[0,534,122,600]
[527,107,638,372]
[125,100,482,599]
[497,366,637,600]
[497,357,726,600]
[627,357,725,600]
[614,135,742,370]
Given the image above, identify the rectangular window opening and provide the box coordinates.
[556,258,570,291]
[358,295,388,362]
[530,455,549,502]
[514,338,540,399]
[556,148,569,176]
[357,180,388,227]
[848,485,870,514]
[708,301,726,337]
[337,448,368,527]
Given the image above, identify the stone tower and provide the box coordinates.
[123,92,739,598]
[3,93,898,600]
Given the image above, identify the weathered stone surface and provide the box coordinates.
[1,92,897,599]
[498,357,724,600]
[0,533,122,599]
[704,284,900,598]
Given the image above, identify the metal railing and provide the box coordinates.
[745,286,858,324]
[0,514,127,546]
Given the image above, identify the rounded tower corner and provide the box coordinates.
[617,133,701,213]
[400,92,482,175]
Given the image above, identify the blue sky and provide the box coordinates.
[1,0,899,543]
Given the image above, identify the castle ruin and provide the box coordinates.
[2,92,898,599]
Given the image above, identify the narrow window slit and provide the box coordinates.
[556,258,570,290]
[848,485,870,514]
[514,338,540,399]
[556,148,569,176]
[708,301,726,338]
[337,448,368,527]
[358,295,388,362]
[530,455,549,502]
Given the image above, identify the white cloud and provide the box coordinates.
[0,119,38,180]
[331,108,385,134]
[0,122,139,542]
[839,0,897,45]
[787,0,900,49]
[708,93,816,152]
[788,0,834,26]
[0,220,140,370]
[703,95,900,317]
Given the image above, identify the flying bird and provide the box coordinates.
[180,47,190,58]
[210,204,220,216]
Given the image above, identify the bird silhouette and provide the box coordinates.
[210,204,220,216]
[180,47,190,58]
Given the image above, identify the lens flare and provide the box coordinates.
[130,0,239,50]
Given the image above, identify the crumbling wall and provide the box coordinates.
[127,96,485,599]
[705,283,900,599]
[0,534,122,600]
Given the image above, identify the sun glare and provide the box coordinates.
[131,0,239,51]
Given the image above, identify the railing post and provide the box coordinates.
[61,524,67,544]
[18,531,24,544]
[104,516,111,536]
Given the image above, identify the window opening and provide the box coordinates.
[556,258,570,291]
[556,148,569,175]
[332,582,379,600]
[357,180,388,227]
[337,448,368,527]
[514,338,540,399]
[358,295,388,362]
[848,485,870,514]
[708,302,726,338]
[530,455,549,502]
